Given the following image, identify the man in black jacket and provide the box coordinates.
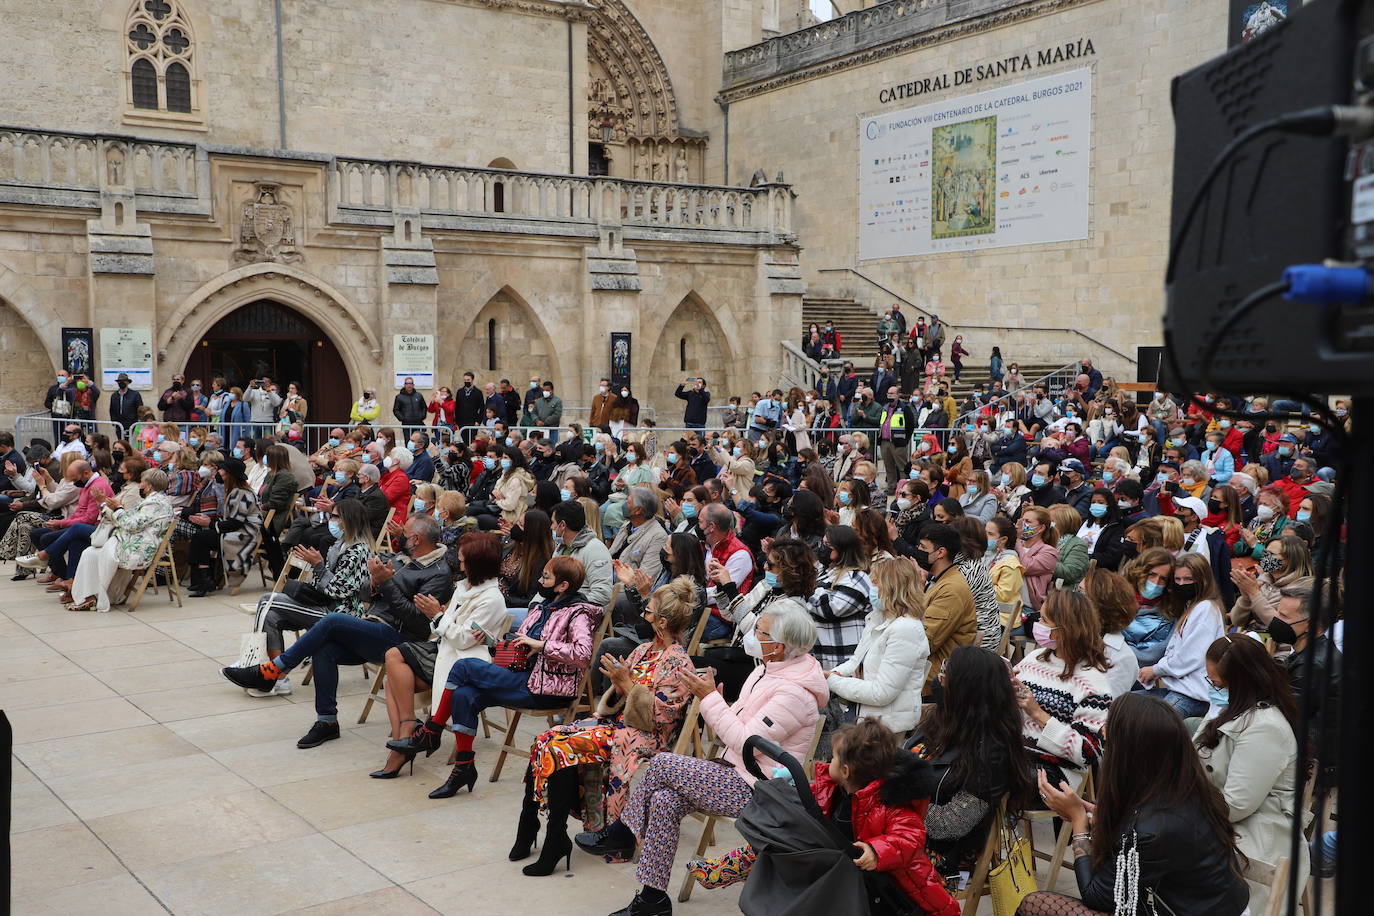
[1058,458,1095,519]
[1274,576,1341,769]
[107,374,143,437]
[1027,459,1068,508]
[454,372,484,440]
[354,464,391,536]
[393,377,428,437]
[674,377,711,429]
[223,514,456,749]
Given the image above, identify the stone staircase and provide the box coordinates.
[801,296,1070,405]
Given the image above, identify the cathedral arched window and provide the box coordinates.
[123,0,203,126]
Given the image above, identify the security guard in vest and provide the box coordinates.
[878,384,917,497]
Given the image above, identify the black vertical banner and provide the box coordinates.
[610,332,631,390]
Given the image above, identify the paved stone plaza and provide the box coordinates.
[2,574,754,915]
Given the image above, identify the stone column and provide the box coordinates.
[86,178,158,397]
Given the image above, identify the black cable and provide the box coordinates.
[1166,106,1344,286]
[1198,280,1291,392]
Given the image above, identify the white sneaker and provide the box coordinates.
[16,554,46,570]
[246,676,292,698]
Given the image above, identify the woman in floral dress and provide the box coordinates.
[509,576,696,877]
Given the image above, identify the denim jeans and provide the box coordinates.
[439,656,569,736]
[1146,685,1209,719]
[44,522,97,578]
[276,612,407,718]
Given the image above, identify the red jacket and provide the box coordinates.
[1276,476,1308,518]
[379,467,411,519]
[812,757,959,916]
[1221,426,1245,462]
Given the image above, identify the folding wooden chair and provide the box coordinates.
[376,507,397,553]
[953,799,1007,916]
[484,589,617,783]
[685,602,716,656]
[1022,769,1095,892]
[360,613,513,725]
[676,714,827,903]
[126,522,181,611]
[1246,856,1292,916]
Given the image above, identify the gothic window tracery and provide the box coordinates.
[123,0,201,122]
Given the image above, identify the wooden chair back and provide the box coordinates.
[686,602,715,656]
[126,520,180,611]
[954,798,1008,915]
[376,507,397,552]
[1246,856,1291,916]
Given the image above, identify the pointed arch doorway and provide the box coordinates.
[181,299,352,422]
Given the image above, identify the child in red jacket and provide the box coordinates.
[687,719,959,916]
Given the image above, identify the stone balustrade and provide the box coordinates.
[0,125,795,243]
[331,157,794,239]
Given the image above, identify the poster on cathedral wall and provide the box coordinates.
[859,67,1093,260]
[99,327,153,390]
[392,334,434,388]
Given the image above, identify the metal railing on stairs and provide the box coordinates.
[952,361,1082,428]
[816,267,1140,369]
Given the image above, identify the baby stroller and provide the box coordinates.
[736,736,922,916]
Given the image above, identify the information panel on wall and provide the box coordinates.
[859,67,1092,260]
[99,327,153,390]
[393,334,435,388]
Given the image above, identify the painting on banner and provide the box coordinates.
[859,67,1093,260]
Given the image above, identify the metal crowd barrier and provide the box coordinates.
[14,412,126,449]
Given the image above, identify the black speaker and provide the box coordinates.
[1163,0,1368,395]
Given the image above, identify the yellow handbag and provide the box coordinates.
[987,816,1038,916]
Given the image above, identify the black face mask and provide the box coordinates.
[117,381,128,389]
[509,525,524,543]
[1172,582,1197,603]
[914,548,933,571]
[172,381,183,390]
[659,550,672,570]
[537,582,560,601]
[463,380,473,387]
[1267,616,1302,645]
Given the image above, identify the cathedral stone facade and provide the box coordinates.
[0,0,1230,425]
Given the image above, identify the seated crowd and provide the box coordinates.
[1,362,1345,916]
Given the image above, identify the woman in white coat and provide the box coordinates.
[1194,634,1307,912]
[374,531,509,778]
[65,469,175,613]
[824,558,929,735]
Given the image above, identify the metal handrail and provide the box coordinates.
[816,267,1140,367]
[952,361,1082,427]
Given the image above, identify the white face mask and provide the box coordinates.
[1256,504,1275,522]
[741,628,765,659]
[599,386,608,394]
[197,466,213,479]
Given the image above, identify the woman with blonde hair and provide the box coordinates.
[825,558,929,733]
[1015,506,1059,619]
[1047,503,1090,588]
[1138,552,1226,718]
[994,461,1030,516]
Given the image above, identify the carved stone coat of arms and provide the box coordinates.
[233,182,302,265]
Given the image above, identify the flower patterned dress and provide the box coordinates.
[528,640,692,827]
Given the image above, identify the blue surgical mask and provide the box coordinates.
[188,437,200,447]
[595,441,605,452]
[838,491,851,506]
[682,502,697,518]
[327,437,340,448]
[732,447,743,458]
[1208,685,1230,708]
[1089,502,1108,518]
[1155,472,1169,485]
[415,499,427,511]
[1030,474,1046,488]
[361,453,373,463]
[504,437,514,448]
[327,520,344,540]
[964,425,974,433]
[232,447,244,459]
[409,441,421,452]
[500,458,512,470]
[908,469,919,480]
[1278,446,1293,457]
[333,470,346,483]
[1295,510,1312,523]
[1142,580,1165,600]
[947,444,959,454]
[559,488,573,501]
[1103,471,1114,484]
[667,453,679,464]
[156,434,166,443]
[987,537,999,553]
[763,570,779,589]
[1000,473,1011,487]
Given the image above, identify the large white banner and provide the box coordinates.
[859,67,1093,260]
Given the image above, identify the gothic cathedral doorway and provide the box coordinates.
[182,300,351,422]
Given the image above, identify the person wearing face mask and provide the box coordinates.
[107,372,143,437]
[1137,552,1226,719]
[383,555,602,799]
[524,381,563,443]
[1260,430,1298,482]
[1270,577,1343,749]
[376,443,414,524]
[451,372,484,441]
[589,376,619,429]
[1193,635,1305,913]
[172,455,225,548]
[550,499,613,608]
[911,522,976,696]
[180,457,262,597]
[45,370,77,442]
[1013,507,1058,626]
[16,459,113,585]
[1009,589,1112,793]
[226,513,454,737]
[1078,489,1129,571]
[1230,534,1313,632]
[52,424,89,461]
[427,386,457,430]
[591,603,827,914]
[219,386,251,447]
[608,384,640,439]
[485,445,534,527]
[1024,460,1067,512]
[63,467,176,613]
[406,431,435,483]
